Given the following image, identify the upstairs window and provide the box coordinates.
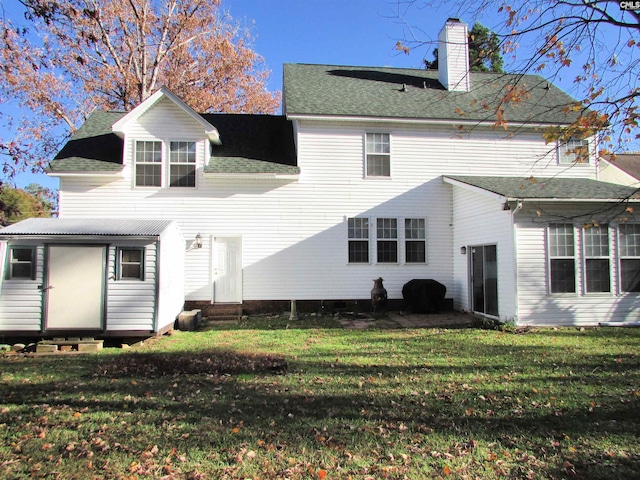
[365,133,390,177]
[135,141,162,187]
[348,217,369,263]
[7,246,35,279]
[117,248,145,281]
[377,218,398,263]
[169,141,196,187]
[405,218,426,263]
[548,224,576,293]
[134,140,197,188]
[558,138,589,164]
[619,224,640,292]
[583,225,610,293]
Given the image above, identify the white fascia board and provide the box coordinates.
[285,113,570,129]
[203,173,299,180]
[46,171,123,178]
[111,86,221,144]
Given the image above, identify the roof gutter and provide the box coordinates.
[286,113,571,129]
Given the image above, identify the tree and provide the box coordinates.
[424,22,504,73]
[0,0,280,182]
[398,1,639,154]
[0,185,53,226]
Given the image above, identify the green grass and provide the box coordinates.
[1,320,640,479]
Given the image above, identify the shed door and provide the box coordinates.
[46,245,105,330]
[213,237,242,303]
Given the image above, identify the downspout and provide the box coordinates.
[510,200,523,324]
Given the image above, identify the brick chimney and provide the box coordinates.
[438,18,470,92]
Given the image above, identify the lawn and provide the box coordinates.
[1,317,639,479]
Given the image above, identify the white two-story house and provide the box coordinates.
[1,18,639,336]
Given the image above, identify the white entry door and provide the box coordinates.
[46,245,106,330]
[213,237,242,303]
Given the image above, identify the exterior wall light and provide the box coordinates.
[460,246,467,255]
[195,233,203,249]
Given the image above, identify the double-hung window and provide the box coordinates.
[558,138,589,164]
[117,248,145,281]
[583,226,610,293]
[169,141,196,187]
[548,224,576,293]
[618,224,640,292]
[7,246,35,279]
[135,141,162,187]
[365,133,390,177]
[405,218,426,263]
[377,218,398,263]
[348,218,369,263]
[134,140,196,188]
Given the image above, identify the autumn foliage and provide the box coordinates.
[0,0,280,180]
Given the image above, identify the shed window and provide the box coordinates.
[548,224,576,293]
[618,224,640,292]
[7,246,35,279]
[117,248,145,281]
[365,133,390,177]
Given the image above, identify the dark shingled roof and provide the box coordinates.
[284,64,580,125]
[47,111,297,175]
[202,114,298,175]
[444,176,640,201]
[47,111,126,173]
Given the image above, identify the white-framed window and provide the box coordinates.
[6,246,35,280]
[134,140,197,188]
[365,132,390,177]
[618,224,640,292]
[348,217,369,263]
[405,218,426,263]
[169,141,196,187]
[557,138,590,164]
[583,225,610,293]
[135,140,162,187]
[548,224,576,293]
[116,247,145,281]
[377,218,398,263]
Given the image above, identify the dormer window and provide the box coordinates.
[365,133,391,177]
[558,138,590,164]
[135,141,162,187]
[169,142,196,187]
[134,140,196,188]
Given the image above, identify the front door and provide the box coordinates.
[470,244,498,317]
[45,245,106,330]
[213,237,242,303]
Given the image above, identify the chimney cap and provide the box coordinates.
[447,17,462,23]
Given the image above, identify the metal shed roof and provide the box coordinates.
[0,218,176,236]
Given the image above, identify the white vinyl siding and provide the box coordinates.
[58,113,598,307]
